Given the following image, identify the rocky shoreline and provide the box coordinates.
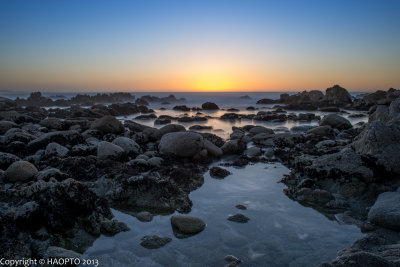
[0,85,399,266]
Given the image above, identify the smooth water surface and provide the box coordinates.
[84,162,363,267]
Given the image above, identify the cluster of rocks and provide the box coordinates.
[15,92,136,107]
[256,85,400,112]
[220,110,321,123]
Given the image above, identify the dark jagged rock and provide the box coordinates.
[209,166,231,178]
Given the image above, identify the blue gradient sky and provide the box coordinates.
[1,0,399,91]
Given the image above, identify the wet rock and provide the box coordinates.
[159,132,204,158]
[112,137,141,155]
[202,102,219,110]
[320,114,352,130]
[225,255,241,264]
[6,161,38,182]
[171,215,206,235]
[256,98,276,104]
[140,235,171,249]
[97,141,125,160]
[45,142,69,158]
[227,214,250,223]
[369,105,389,122]
[210,166,231,178]
[136,211,153,222]
[100,219,129,234]
[368,192,400,231]
[40,118,66,130]
[91,116,124,134]
[235,204,247,210]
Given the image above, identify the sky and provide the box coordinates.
[0,0,399,92]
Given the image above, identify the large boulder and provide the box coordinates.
[352,120,400,174]
[325,85,352,105]
[159,132,204,157]
[368,191,400,230]
[221,139,246,155]
[6,161,38,182]
[91,116,124,134]
[320,114,352,130]
[112,137,140,155]
[203,139,223,157]
[201,102,219,110]
[97,141,125,160]
[369,105,389,123]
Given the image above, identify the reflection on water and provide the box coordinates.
[83,163,363,267]
[119,106,367,140]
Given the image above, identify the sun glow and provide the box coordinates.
[190,73,237,91]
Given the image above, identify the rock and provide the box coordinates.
[173,105,190,111]
[325,85,352,105]
[291,125,316,133]
[244,146,261,157]
[225,255,241,264]
[159,132,204,157]
[112,137,140,155]
[352,121,400,174]
[97,141,125,160]
[0,152,21,169]
[302,147,373,182]
[235,204,247,210]
[27,130,83,152]
[147,157,163,167]
[100,219,129,234]
[203,139,223,157]
[368,192,400,231]
[189,125,213,130]
[171,215,206,235]
[0,120,18,135]
[248,126,274,135]
[36,168,67,181]
[153,124,185,139]
[45,142,69,158]
[6,161,38,182]
[307,125,334,137]
[369,105,389,122]
[329,252,394,267]
[256,98,276,104]
[136,211,153,222]
[227,214,250,223]
[91,116,124,134]
[40,118,65,130]
[320,114,352,130]
[140,235,171,249]
[210,166,231,178]
[221,139,246,155]
[201,102,219,110]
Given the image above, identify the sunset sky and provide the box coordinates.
[1,0,399,92]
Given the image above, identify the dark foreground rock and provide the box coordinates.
[227,214,250,223]
[171,215,206,237]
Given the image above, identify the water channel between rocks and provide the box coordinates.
[84,162,363,267]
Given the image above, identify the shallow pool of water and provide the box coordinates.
[83,162,363,267]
